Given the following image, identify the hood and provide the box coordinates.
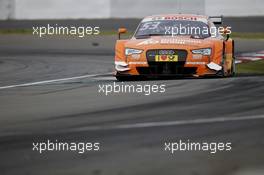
[125,36,217,50]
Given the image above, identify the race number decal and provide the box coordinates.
[139,22,161,31]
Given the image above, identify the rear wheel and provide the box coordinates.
[217,42,227,78]
[216,56,227,78]
[230,58,236,77]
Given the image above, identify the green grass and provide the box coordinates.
[0,28,32,34]
[237,60,264,74]
[231,32,264,39]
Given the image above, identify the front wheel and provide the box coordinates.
[116,75,130,81]
[216,68,226,78]
[115,73,144,81]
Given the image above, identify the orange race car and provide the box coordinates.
[114,14,235,81]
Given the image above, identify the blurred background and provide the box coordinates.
[1,0,264,19]
[0,0,264,32]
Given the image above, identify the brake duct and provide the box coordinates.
[207,62,222,71]
[115,61,130,72]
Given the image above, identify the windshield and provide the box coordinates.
[135,20,210,38]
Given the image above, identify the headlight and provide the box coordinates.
[192,48,211,56]
[125,48,143,56]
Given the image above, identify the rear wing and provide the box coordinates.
[209,15,223,25]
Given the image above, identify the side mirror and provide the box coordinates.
[209,15,223,25]
[118,28,127,39]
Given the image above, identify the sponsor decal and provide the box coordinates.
[155,55,178,62]
[160,38,185,44]
[186,62,206,65]
[128,61,148,65]
[137,38,202,46]
[160,38,202,44]
[137,39,159,46]
[142,16,207,24]
[192,54,203,59]
[131,54,141,59]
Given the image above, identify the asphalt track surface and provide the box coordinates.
[0,35,264,175]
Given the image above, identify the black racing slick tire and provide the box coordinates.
[116,75,130,81]
[230,58,236,77]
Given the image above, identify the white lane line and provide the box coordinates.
[0,72,112,90]
[69,114,264,132]
[92,76,116,81]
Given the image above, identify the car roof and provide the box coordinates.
[145,14,208,19]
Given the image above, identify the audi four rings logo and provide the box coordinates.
[159,50,175,55]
